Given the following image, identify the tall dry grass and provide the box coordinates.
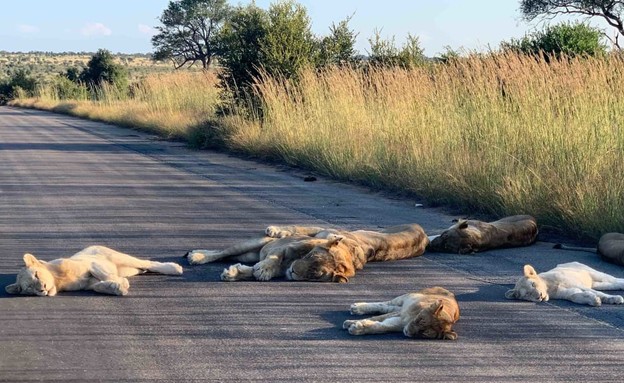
[220,53,624,238]
[12,53,624,238]
[13,71,221,139]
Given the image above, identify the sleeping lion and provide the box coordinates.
[185,224,428,283]
[343,287,460,340]
[505,262,624,306]
[428,215,538,254]
[554,232,624,266]
[5,245,183,296]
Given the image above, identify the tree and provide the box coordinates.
[502,22,607,57]
[260,0,318,78]
[217,3,269,93]
[318,15,359,67]
[80,49,128,90]
[152,0,230,69]
[520,0,624,48]
[368,30,426,68]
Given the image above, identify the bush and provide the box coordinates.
[80,49,128,94]
[502,22,607,58]
[368,31,426,68]
[0,69,38,104]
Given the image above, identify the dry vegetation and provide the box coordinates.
[12,52,624,239]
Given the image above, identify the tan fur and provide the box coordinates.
[505,262,624,306]
[428,215,538,254]
[343,287,460,340]
[186,223,429,283]
[598,233,624,266]
[5,246,183,296]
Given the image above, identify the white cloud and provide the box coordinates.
[80,22,112,37]
[18,24,39,34]
[138,24,156,36]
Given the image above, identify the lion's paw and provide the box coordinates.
[349,302,368,315]
[265,226,293,238]
[589,296,602,306]
[604,295,624,305]
[186,250,221,265]
[253,261,279,281]
[342,320,357,330]
[114,278,130,296]
[220,264,241,281]
[347,321,366,336]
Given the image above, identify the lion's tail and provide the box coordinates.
[552,243,596,253]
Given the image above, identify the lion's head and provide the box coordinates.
[505,264,549,302]
[403,300,458,340]
[286,235,355,283]
[5,254,57,296]
[428,220,481,254]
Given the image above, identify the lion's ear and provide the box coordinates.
[455,220,468,230]
[23,253,40,267]
[523,264,538,277]
[327,234,345,247]
[5,283,21,294]
[505,289,517,299]
[430,299,444,315]
[332,272,349,283]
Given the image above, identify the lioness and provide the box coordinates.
[505,262,624,306]
[185,224,428,283]
[555,233,624,267]
[428,215,538,254]
[5,245,183,296]
[343,287,460,340]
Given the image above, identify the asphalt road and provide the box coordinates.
[1,106,624,382]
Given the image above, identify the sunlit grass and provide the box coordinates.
[12,71,222,139]
[12,53,624,239]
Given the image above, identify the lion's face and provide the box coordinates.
[5,254,57,296]
[505,264,549,302]
[428,220,479,254]
[286,240,353,283]
[403,300,458,340]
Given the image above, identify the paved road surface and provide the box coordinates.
[1,106,624,382]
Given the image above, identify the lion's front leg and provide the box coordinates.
[252,255,283,281]
[221,263,254,282]
[345,316,402,335]
[265,225,327,238]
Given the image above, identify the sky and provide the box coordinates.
[0,0,588,57]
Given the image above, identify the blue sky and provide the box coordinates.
[0,0,574,56]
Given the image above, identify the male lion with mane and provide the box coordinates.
[505,262,624,306]
[5,246,183,296]
[428,215,538,254]
[185,224,428,283]
[343,287,460,339]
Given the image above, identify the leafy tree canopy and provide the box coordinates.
[152,0,230,69]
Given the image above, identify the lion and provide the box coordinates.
[554,233,624,266]
[5,245,183,296]
[505,262,624,306]
[185,223,428,283]
[342,287,460,340]
[428,215,538,254]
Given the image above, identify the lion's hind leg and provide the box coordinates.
[349,294,408,315]
[591,289,624,305]
[91,279,129,296]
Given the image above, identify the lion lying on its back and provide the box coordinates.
[428,215,538,254]
[5,246,183,296]
[185,224,428,283]
[343,287,460,340]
